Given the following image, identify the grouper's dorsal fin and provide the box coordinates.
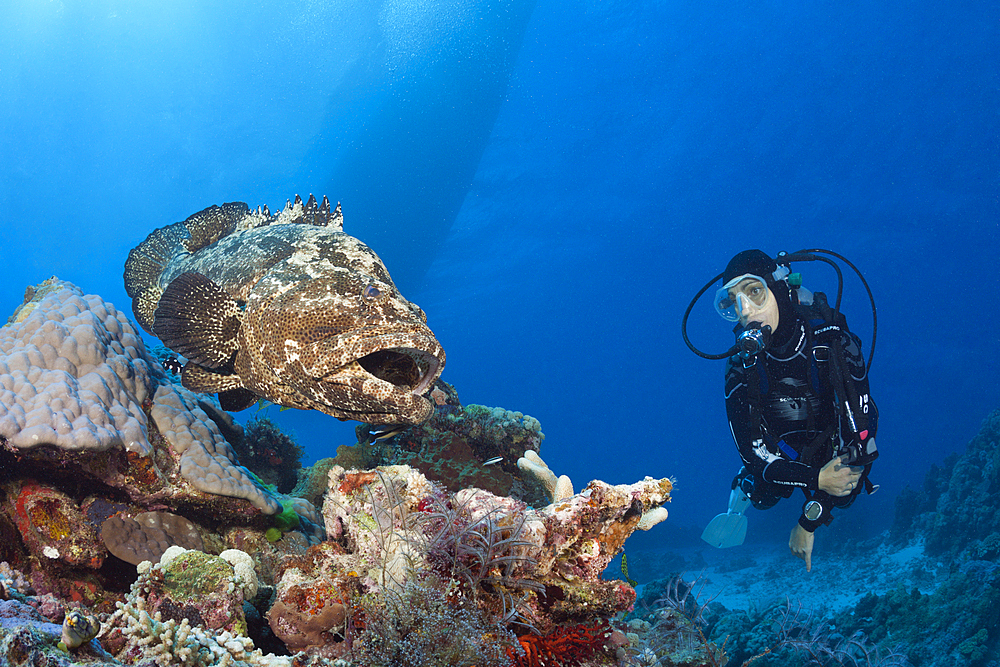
[182,201,250,253]
[274,194,343,231]
[152,272,242,370]
[124,220,189,333]
[124,195,339,334]
[124,201,257,333]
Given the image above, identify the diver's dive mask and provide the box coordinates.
[713,274,773,322]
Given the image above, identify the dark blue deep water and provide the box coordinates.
[2,0,997,554]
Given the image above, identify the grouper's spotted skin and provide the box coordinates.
[124,195,445,424]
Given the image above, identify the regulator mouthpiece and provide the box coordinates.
[737,324,771,360]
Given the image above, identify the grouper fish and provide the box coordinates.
[123,194,445,424]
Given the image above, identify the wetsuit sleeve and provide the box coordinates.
[725,358,821,491]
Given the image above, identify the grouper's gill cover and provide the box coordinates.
[123,195,445,425]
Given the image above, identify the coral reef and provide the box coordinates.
[0,278,681,667]
[264,464,671,662]
[232,417,304,494]
[893,409,1000,559]
[876,408,1000,665]
[0,280,320,606]
[0,278,281,514]
[0,278,155,454]
[625,572,914,667]
[321,384,553,505]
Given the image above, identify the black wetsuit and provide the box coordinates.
[725,307,877,532]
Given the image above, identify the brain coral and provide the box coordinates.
[0,278,280,514]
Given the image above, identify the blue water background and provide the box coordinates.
[1,0,997,547]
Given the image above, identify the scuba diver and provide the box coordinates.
[682,249,879,571]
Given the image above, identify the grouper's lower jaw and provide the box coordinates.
[317,368,436,425]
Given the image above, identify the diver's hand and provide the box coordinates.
[817,456,863,496]
[790,524,815,572]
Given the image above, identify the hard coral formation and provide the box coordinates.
[518,450,574,505]
[150,382,282,514]
[101,511,204,566]
[103,585,284,667]
[0,277,155,454]
[0,280,327,607]
[334,392,550,503]
[265,464,671,661]
[0,279,281,514]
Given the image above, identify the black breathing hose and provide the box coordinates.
[681,249,877,370]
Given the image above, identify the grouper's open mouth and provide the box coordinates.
[355,346,442,396]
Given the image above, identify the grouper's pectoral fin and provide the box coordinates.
[152,272,242,369]
[218,388,259,412]
[181,362,258,412]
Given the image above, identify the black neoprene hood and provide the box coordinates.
[723,249,779,285]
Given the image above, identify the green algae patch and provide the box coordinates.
[163,550,232,600]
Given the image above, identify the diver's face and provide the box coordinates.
[728,278,780,331]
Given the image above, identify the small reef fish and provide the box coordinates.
[124,195,446,424]
[368,424,408,442]
[483,456,504,466]
[161,355,183,375]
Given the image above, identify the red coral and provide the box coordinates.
[510,621,613,667]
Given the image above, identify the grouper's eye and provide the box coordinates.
[363,284,381,300]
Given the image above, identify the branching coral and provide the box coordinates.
[102,576,291,667]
